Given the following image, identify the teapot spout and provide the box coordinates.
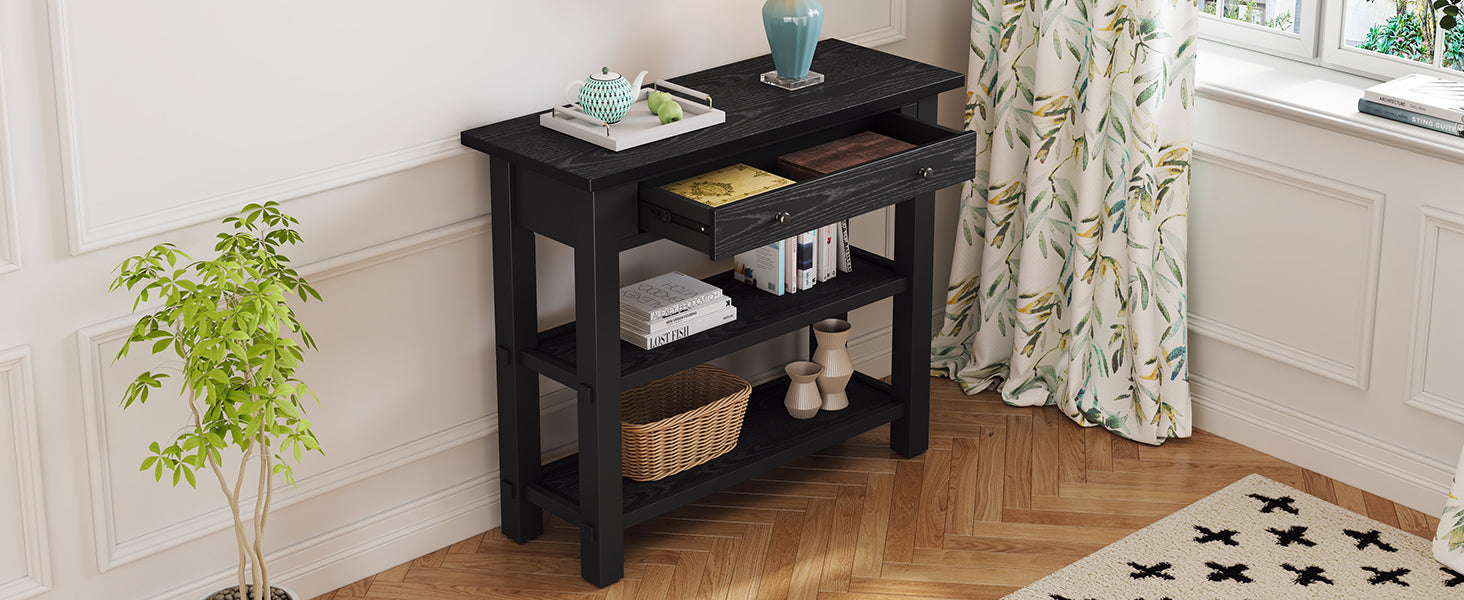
[630,70,649,102]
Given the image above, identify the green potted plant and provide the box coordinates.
[111,201,323,600]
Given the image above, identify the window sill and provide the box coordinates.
[1197,40,1464,163]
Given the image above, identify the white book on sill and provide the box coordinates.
[817,224,836,283]
[620,305,738,350]
[1364,74,1464,123]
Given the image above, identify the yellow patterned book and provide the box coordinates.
[660,164,796,207]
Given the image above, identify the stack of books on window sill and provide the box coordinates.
[1359,74,1464,137]
[619,272,736,350]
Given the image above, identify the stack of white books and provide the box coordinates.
[619,272,737,350]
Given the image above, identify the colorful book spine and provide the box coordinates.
[785,235,799,294]
[836,220,853,273]
[1357,99,1464,137]
[620,306,738,350]
[797,230,817,291]
[733,240,785,296]
[818,224,836,282]
[621,298,733,336]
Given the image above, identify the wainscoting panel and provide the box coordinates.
[1407,206,1464,425]
[0,348,51,600]
[49,0,906,254]
[1189,144,1384,389]
[77,217,506,570]
[0,49,18,277]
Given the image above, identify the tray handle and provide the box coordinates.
[652,80,714,109]
[551,105,611,137]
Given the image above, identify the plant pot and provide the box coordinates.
[200,584,300,600]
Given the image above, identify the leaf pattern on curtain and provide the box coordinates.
[930,0,1194,445]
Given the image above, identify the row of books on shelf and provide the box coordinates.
[732,222,851,296]
[619,271,736,350]
[1360,73,1464,136]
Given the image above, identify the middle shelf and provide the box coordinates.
[522,246,907,390]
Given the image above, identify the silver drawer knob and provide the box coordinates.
[775,211,791,225]
[918,167,935,181]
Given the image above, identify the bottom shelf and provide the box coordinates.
[529,371,904,528]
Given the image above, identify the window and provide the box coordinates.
[1202,0,1464,81]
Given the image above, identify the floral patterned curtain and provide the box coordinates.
[930,0,1195,445]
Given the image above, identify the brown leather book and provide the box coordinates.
[776,131,916,181]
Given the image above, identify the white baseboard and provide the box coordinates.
[1191,375,1453,514]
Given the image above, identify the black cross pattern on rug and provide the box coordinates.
[1361,566,1411,586]
[1281,563,1333,586]
[1048,595,1096,600]
[1126,562,1176,580]
[1246,493,1300,515]
[1343,528,1399,552]
[1193,525,1240,546]
[1444,567,1464,587]
[1266,525,1316,547]
[1204,562,1254,583]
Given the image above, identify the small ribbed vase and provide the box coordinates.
[784,361,823,419]
[812,319,852,411]
[760,0,825,89]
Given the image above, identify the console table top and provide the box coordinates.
[460,39,964,191]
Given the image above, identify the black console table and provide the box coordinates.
[461,39,972,586]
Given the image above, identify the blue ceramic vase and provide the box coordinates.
[762,0,823,80]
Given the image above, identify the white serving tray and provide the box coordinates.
[539,80,726,152]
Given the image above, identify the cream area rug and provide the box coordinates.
[1004,474,1463,599]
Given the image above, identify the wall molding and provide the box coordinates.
[78,215,499,570]
[1191,374,1452,513]
[1189,144,1385,390]
[0,43,19,277]
[844,0,907,47]
[46,0,466,255]
[0,347,52,600]
[1405,206,1464,425]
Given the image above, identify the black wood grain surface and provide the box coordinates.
[460,39,964,191]
[532,371,902,527]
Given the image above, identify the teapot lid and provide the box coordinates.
[590,66,621,81]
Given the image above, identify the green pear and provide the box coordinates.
[657,100,683,124]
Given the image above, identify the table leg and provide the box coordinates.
[890,95,937,459]
[490,158,544,542]
[575,194,625,586]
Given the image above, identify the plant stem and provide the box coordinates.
[194,395,256,600]
[253,434,272,600]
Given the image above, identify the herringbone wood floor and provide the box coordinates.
[314,377,1441,600]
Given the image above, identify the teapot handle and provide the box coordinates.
[565,80,585,104]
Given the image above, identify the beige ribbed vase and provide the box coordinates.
[812,318,853,411]
[784,361,823,419]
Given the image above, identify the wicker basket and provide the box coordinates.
[621,364,752,482]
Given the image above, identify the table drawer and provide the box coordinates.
[638,111,977,260]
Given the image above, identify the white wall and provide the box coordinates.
[0,1,936,599]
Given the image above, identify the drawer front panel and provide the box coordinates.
[639,117,977,260]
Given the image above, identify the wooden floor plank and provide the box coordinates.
[852,472,893,579]
[316,377,1438,600]
[819,485,865,592]
[1003,415,1033,510]
[914,448,951,549]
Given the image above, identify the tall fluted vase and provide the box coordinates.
[812,318,852,411]
[760,0,825,90]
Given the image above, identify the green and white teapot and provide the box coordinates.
[565,67,648,125]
